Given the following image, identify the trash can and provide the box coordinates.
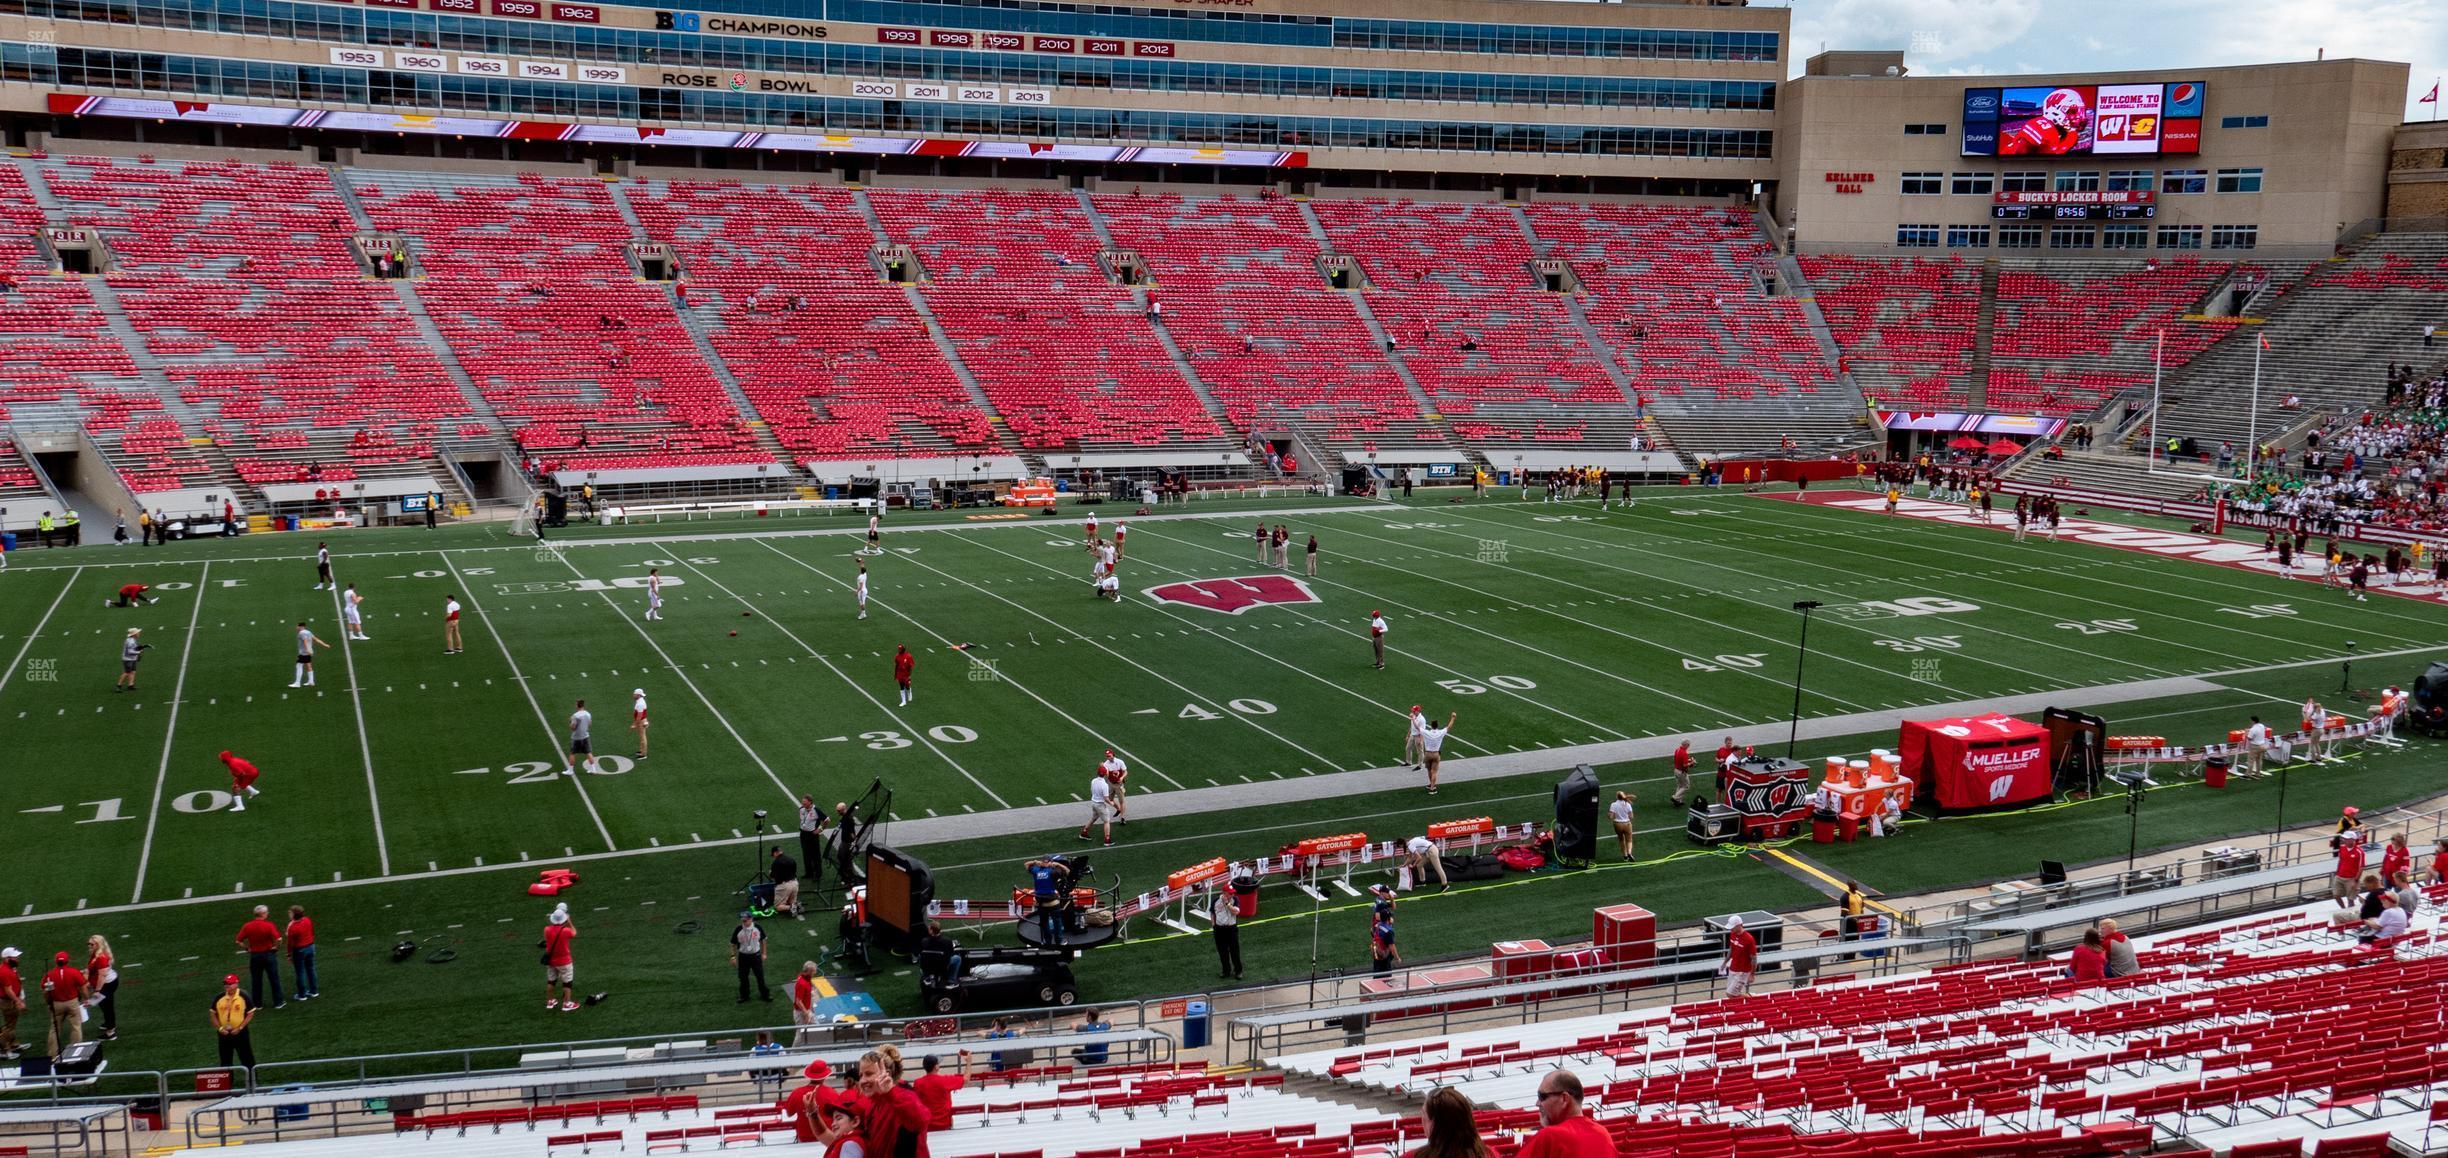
[1231,875,1258,919]
[272,1086,313,1123]
[825,486,840,501]
[2203,756,2230,789]
[283,515,299,531]
[1182,1000,1210,1049]
[1496,470,1511,487]
[0,532,13,552]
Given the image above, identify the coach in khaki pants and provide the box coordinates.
[42,951,84,1058]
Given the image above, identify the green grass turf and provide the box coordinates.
[1,485,2443,1078]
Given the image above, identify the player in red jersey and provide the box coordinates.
[892,645,915,707]
[2000,88,2089,155]
[221,750,261,811]
[111,583,156,608]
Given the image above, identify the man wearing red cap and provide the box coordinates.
[221,751,261,812]
[210,973,258,1071]
[893,646,914,708]
[1404,705,1426,770]
[42,951,86,1057]
[1671,739,1696,806]
[1097,750,1128,825]
[1368,611,1388,670]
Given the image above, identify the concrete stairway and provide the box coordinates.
[1069,189,1241,444]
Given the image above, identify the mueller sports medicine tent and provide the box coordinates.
[1899,713,2053,810]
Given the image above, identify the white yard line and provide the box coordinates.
[669,552,1013,808]
[1128,523,1776,727]
[751,537,1160,791]
[534,548,800,805]
[884,542,1355,773]
[0,565,81,702]
[940,531,1506,757]
[440,554,618,852]
[327,574,392,877]
[128,560,209,904]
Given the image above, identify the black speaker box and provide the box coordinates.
[1553,764,1601,861]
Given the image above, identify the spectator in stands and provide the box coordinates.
[2431,839,2448,886]
[2382,832,2412,883]
[2067,930,2107,983]
[853,1049,928,1157]
[2334,826,2368,907]
[2393,871,2422,917]
[1722,916,1757,998]
[910,1051,970,1130]
[209,973,258,1073]
[1069,1009,1112,1066]
[2357,874,2388,922]
[982,1016,1018,1073]
[1520,1069,1612,1158]
[2361,892,2408,943]
[2098,919,2138,978]
[1413,1086,1492,1158]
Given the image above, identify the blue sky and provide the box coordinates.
[1778,0,2446,121]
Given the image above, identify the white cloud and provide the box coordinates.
[1782,0,2447,118]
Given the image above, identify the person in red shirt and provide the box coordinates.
[779,1060,832,1145]
[1519,1069,1613,1158]
[2335,831,2368,907]
[236,904,285,1008]
[1671,740,1695,805]
[221,751,261,812]
[1722,916,1758,999]
[815,1089,869,1158]
[0,947,25,1059]
[893,646,915,709]
[41,951,86,1057]
[285,905,320,1000]
[542,910,578,1012]
[113,582,156,608]
[2067,929,2108,983]
[790,962,819,1047]
[2380,832,2412,884]
[855,1050,931,1158]
[909,1050,970,1131]
[2430,838,2448,885]
[85,935,118,1040]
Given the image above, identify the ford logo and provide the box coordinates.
[1965,93,1998,112]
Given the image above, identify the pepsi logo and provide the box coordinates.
[2171,83,2197,103]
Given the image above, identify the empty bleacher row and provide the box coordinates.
[1278,887,2448,1156]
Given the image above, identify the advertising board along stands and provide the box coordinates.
[1899,713,2055,810]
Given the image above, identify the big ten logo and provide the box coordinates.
[654,10,701,30]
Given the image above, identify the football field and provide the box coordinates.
[3,486,2444,1071]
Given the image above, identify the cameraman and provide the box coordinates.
[1024,856,1072,946]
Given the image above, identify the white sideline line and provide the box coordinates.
[129,561,209,904]
[672,552,1011,808]
[0,565,81,703]
[327,573,392,877]
[11,679,2290,929]
[537,550,799,805]
[441,554,618,853]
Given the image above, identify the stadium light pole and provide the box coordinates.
[1786,601,1823,758]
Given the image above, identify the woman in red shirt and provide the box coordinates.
[2067,930,2108,983]
[285,905,320,1000]
[84,935,117,1040]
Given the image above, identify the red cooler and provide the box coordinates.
[1593,904,1656,968]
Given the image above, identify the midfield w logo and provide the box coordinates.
[1144,575,1321,615]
